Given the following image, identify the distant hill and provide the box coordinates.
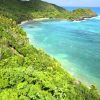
[0,0,99,100]
[0,0,68,23]
[0,0,96,23]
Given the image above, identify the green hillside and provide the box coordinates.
[0,0,96,23]
[0,0,68,23]
[0,0,99,100]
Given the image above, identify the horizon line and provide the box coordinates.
[62,6,100,8]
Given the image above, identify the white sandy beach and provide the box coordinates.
[20,18,50,25]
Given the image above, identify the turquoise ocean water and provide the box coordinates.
[22,7,100,90]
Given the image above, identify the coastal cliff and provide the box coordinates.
[0,0,99,100]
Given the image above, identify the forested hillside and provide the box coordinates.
[0,0,96,23]
[0,0,99,100]
[0,0,68,23]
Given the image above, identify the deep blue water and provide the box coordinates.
[22,7,100,90]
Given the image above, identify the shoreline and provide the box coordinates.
[20,15,98,25]
[26,32,96,91]
[20,18,50,25]
[20,16,100,92]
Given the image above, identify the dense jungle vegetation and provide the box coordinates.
[0,0,100,100]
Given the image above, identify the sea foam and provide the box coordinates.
[91,15,100,20]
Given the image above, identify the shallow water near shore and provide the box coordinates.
[22,8,100,90]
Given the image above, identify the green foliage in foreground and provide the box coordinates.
[0,15,100,100]
[0,0,96,23]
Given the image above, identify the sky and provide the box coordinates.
[42,0,100,7]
